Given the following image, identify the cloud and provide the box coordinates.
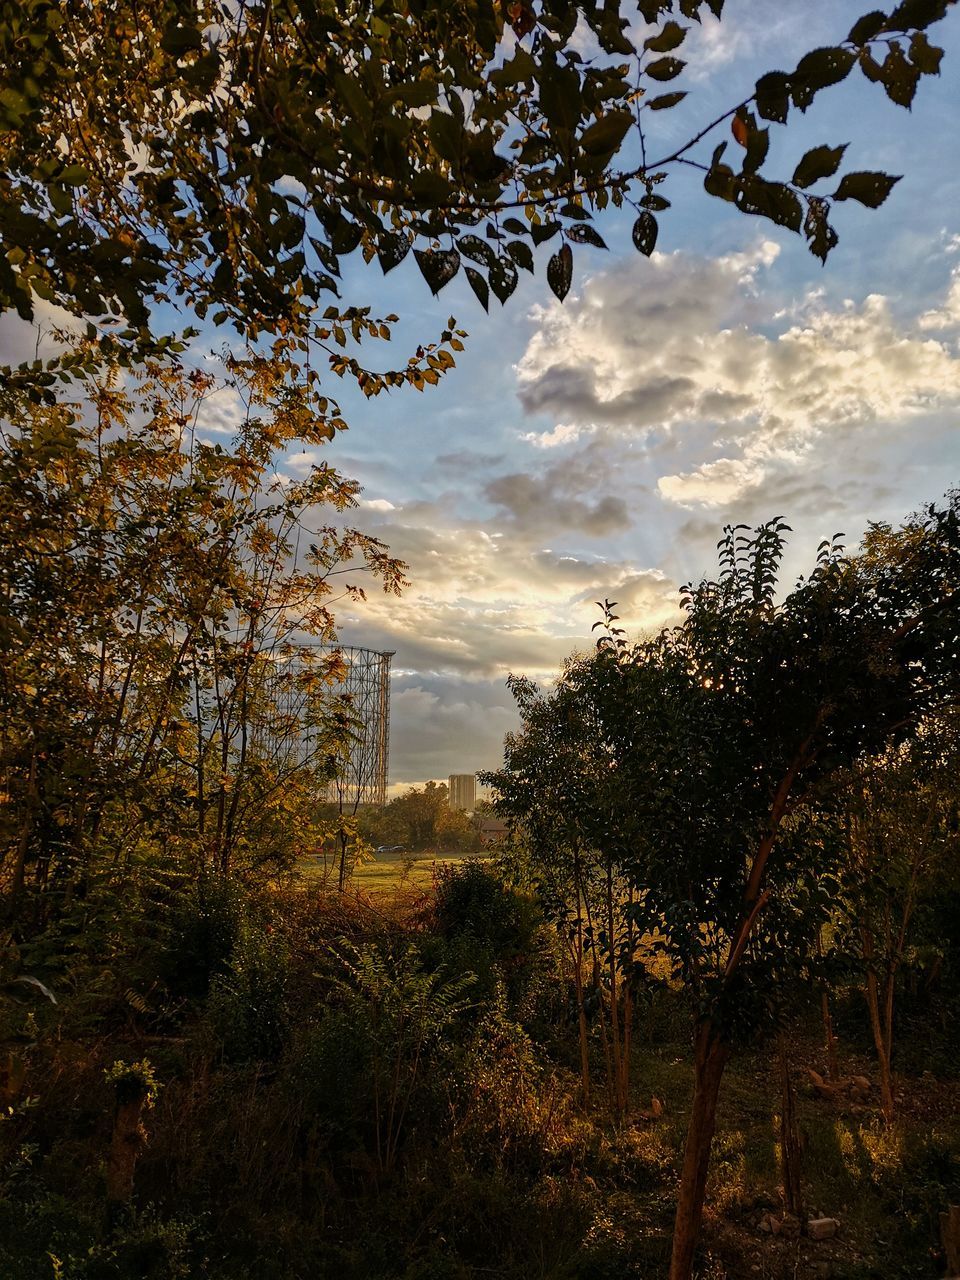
[331,508,680,683]
[515,243,960,511]
[388,675,520,784]
[0,303,83,368]
[483,471,630,536]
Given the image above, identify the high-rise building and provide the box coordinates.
[448,773,476,812]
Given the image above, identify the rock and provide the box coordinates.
[808,1217,840,1241]
[851,1075,871,1093]
[759,1213,773,1234]
[780,1213,801,1239]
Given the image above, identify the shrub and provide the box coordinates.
[206,919,290,1062]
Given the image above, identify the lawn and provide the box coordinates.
[299,846,481,894]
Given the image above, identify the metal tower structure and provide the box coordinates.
[328,645,394,808]
[247,644,393,807]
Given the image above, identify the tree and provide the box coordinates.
[490,498,960,1279]
[0,0,953,382]
[483,668,642,1115]
[0,335,405,910]
[837,712,960,1120]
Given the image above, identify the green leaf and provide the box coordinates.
[848,10,887,43]
[803,198,838,263]
[640,193,670,211]
[464,267,489,311]
[377,233,410,275]
[566,224,608,249]
[506,240,534,272]
[531,220,561,246]
[644,21,688,52]
[879,42,921,106]
[502,217,528,236]
[742,124,770,175]
[59,165,88,186]
[888,0,951,32]
[647,91,687,110]
[909,31,944,74]
[792,143,847,188]
[832,170,901,207]
[539,61,582,132]
[490,47,536,87]
[791,47,856,110]
[755,71,791,124]
[580,110,632,157]
[160,22,203,55]
[632,212,658,256]
[547,243,573,301]
[413,248,461,294]
[488,258,518,304]
[704,164,736,202]
[646,57,686,81]
[734,176,802,231]
[457,234,498,268]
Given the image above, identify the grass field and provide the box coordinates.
[300,846,479,894]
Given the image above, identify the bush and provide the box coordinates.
[206,919,290,1062]
[160,876,247,1002]
[430,861,548,1011]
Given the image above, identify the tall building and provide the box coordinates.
[448,773,476,812]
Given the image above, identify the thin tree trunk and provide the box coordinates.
[9,753,39,903]
[815,927,839,1078]
[605,863,624,1119]
[573,853,591,1106]
[669,1021,731,1280]
[821,990,839,1080]
[864,965,894,1121]
[862,928,895,1121]
[778,1035,803,1217]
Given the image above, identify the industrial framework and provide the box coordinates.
[326,645,394,808]
[252,644,393,808]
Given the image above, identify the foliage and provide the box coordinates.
[103,1058,160,1107]
[0,0,953,372]
[566,501,960,1041]
[0,339,406,909]
[207,916,290,1062]
[327,938,475,1173]
[486,497,960,1276]
[430,859,547,1009]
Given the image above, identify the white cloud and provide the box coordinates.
[516,244,960,510]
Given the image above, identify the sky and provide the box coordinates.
[3,1,959,793]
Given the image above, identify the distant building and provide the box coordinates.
[477,816,509,848]
[448,773,477,812]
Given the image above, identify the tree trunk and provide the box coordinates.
[821,989,839,1080]
[669,1021,731,1280]
[572,875,591,1106]
[778,1036,803,1217]
[106,1090,149,1205]
[815,928,839,1079]
[864,950,895,1121]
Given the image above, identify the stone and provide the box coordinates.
[779,1213,801,1239]
[807,1217,840,1241]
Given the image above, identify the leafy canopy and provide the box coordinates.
[488,497,960,1038]
[0,0,953,354]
